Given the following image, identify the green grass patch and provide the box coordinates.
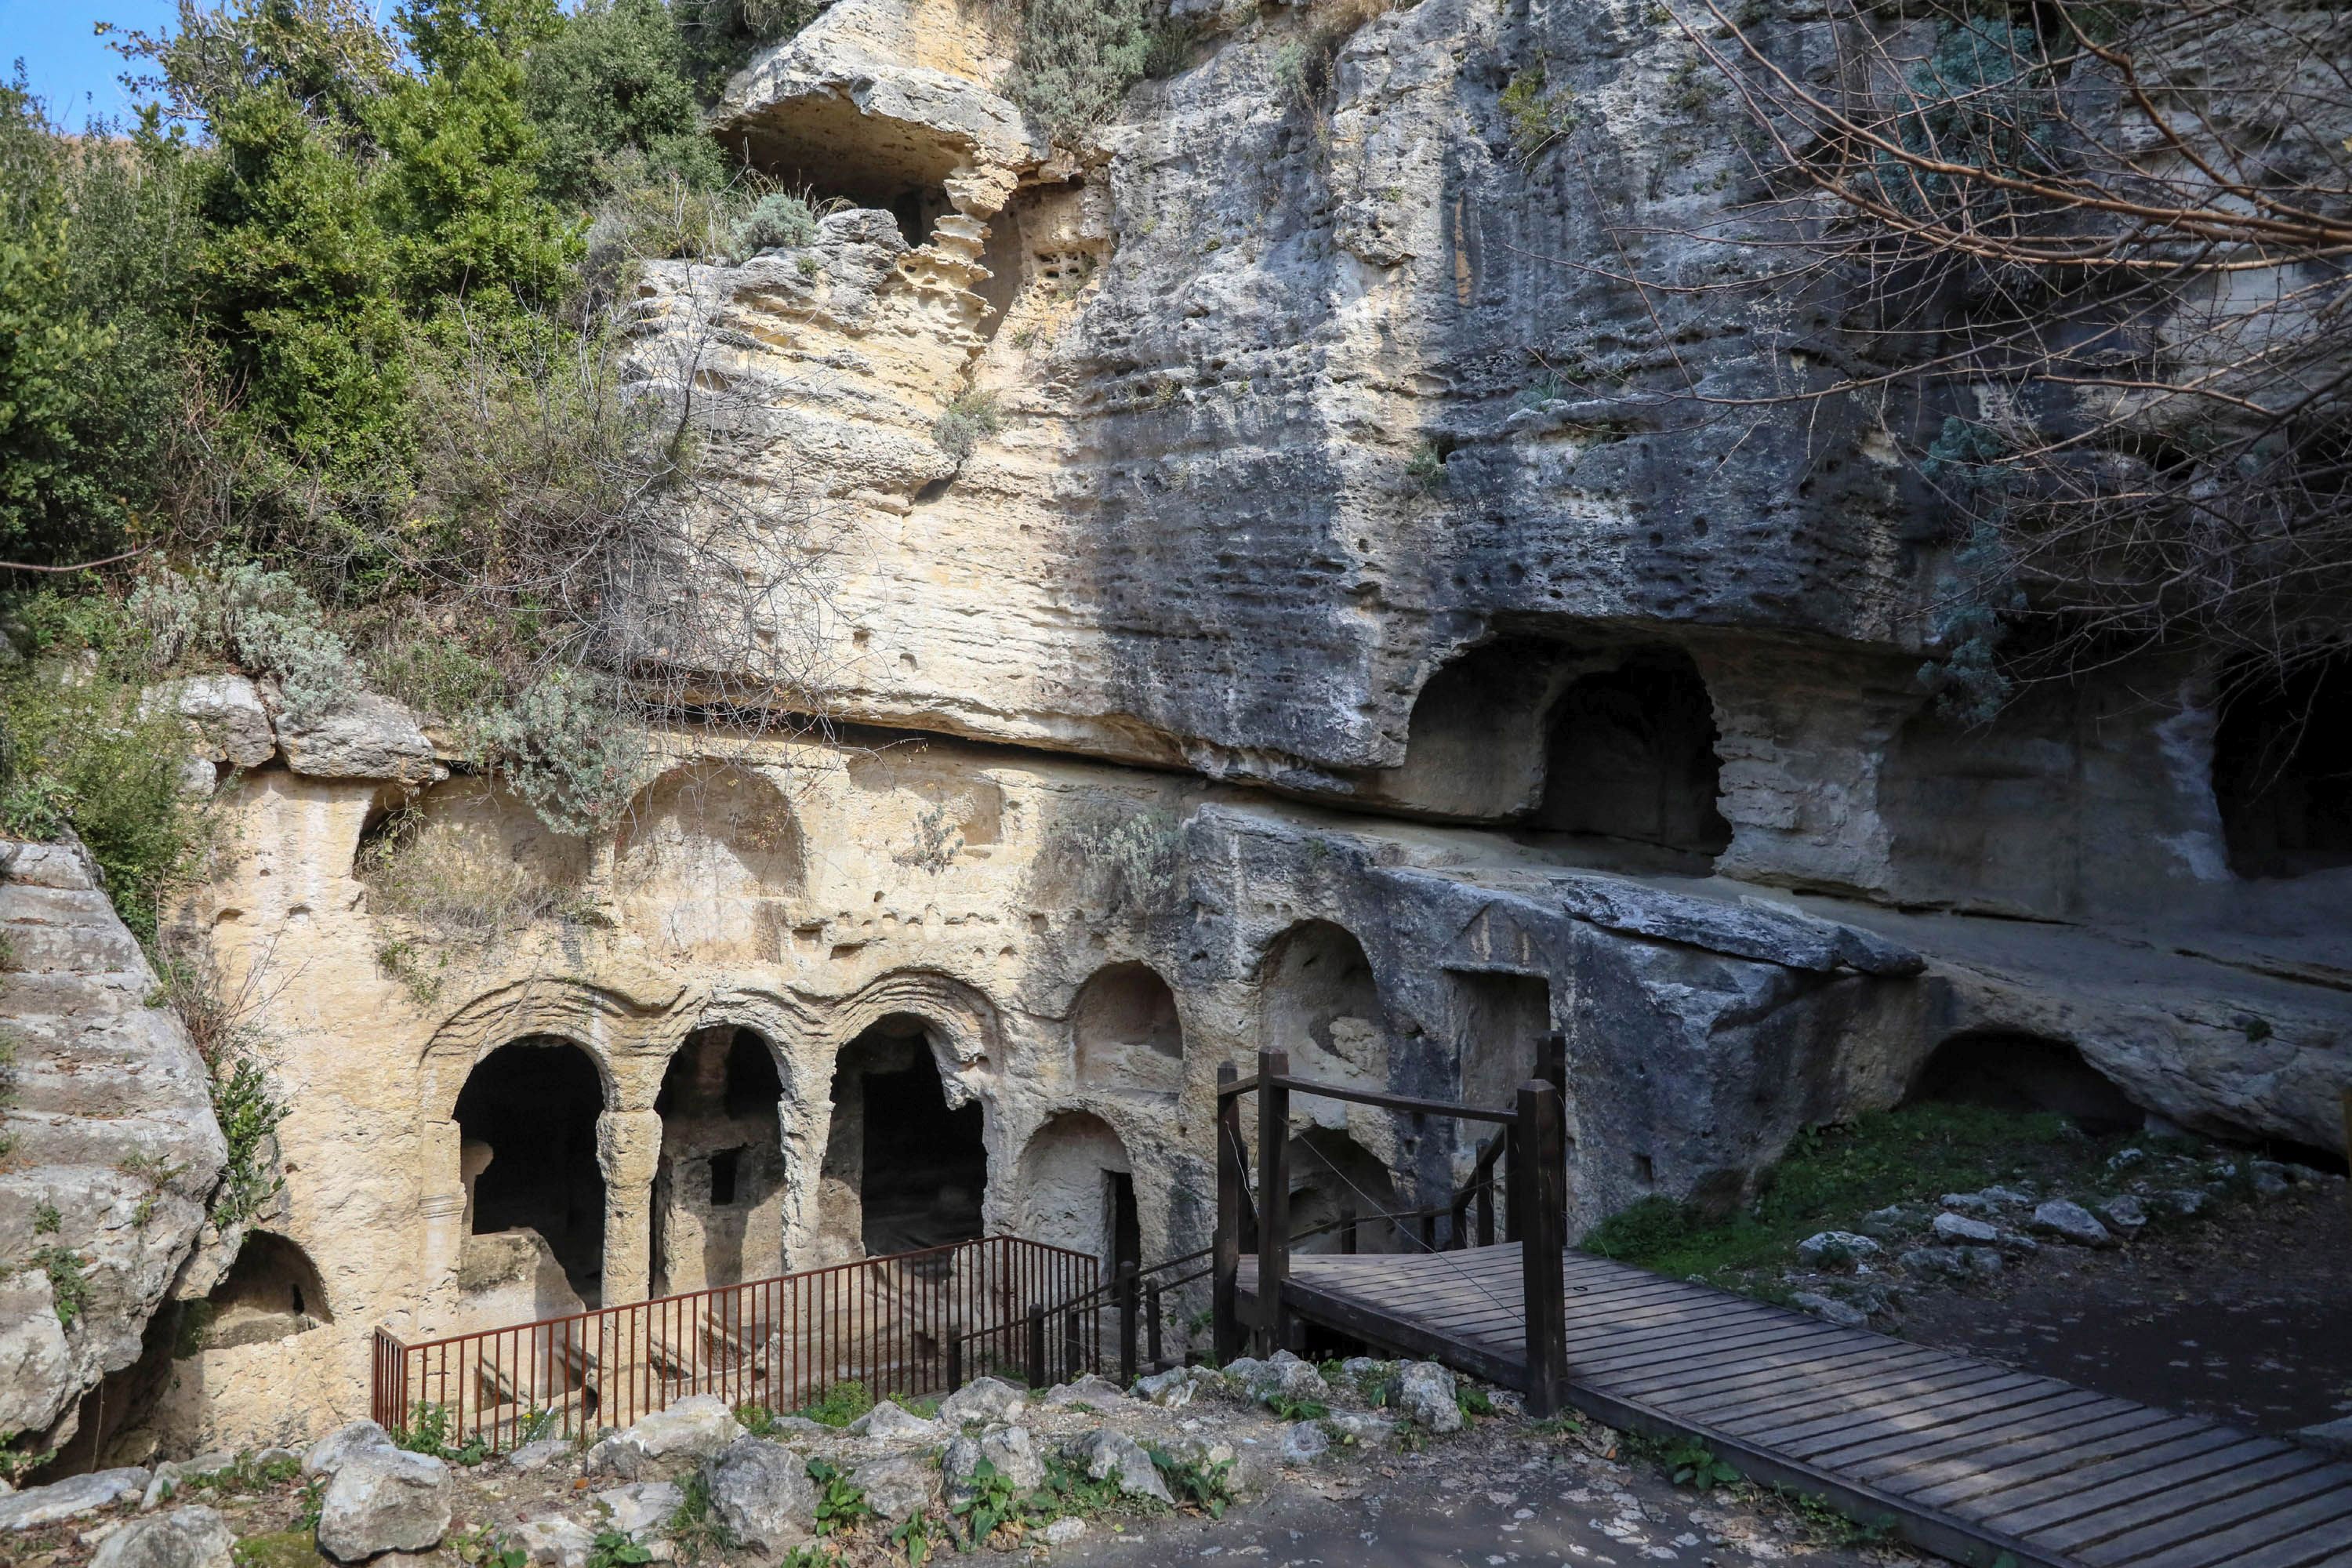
[1582,1102,2081,1287]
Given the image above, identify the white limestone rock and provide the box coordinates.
[0,1469,151,1531]
[1040,1518,1086,1546]
[505,1439,573,1475]
[1042,1374,1127,1408]
[939,1376,1026,1425]
[846,1454,935,1523]
[590,1483,681,1541]
[1791,1291,1869,1328]
[1064,1429,1171,1504]
[842,1401,943,1443]
[315,1448,452,1563]
[699,1437,813,1553]
[1280,1421,1329,1463]
[89,1507,234,1568]
[274,692,437,783]
[511,1516,594,1568]
[1795,1231,1879,1266]
[942,1424,1044,1508]
[304,1421,397,1478]
[0,837,227,1449]
[586,1395,743,1479]
[1134,1366,1209,1410]
[1326,1413,1394,1450]
[1931,1212,2001,1245]
[2029,1200,2114,1247]
[147,676,275,768]
[1395,1362,1462,1433]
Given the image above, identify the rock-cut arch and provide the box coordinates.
[1258,920,1387,1117]
[1017,1111,1140,1271]
[615,760,803,957]
[453,1036,608,1306]
[1072,962,1183,1097]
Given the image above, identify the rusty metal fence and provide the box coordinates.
[371,1235,1097,1452]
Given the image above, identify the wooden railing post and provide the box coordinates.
[1338,1203,1357,1256]
[1475,1167,1496,1247]
[1145,1282,1163,1373]
[1025,1303,1046,1388]
[1117,1263,1139,1384]
[1214,1062,1246,1362]
[1501,1115,1523,1245]
[1255,1048,1290,1356]
[1541,1031,1566,1098]
[1517,1080,1569,1417]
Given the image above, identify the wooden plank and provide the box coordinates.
[1958,1432,2285,1527]
[2122,1496,2352,1568]
[1698,1360,2033,1442]
[1672,1343,1968,1423]
[1725,1370,2053,1450]
[1823,1390,2122,1474]
[1607,1331,1947,1402]
[2063,1458,2343,1559]
[1570,1318,1864,1380]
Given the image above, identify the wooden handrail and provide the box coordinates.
[1218,1073,1519,1125]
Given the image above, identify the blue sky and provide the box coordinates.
[2,0,181,126]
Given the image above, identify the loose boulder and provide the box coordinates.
[274,693,437,783]
[511,1516,593,1568]
[1395,1362,1463,1433]
[699,1437,813,1553]
[0,1470,152,1531]
[847,1455,936,1522]
[942,1425,1044,1508]
[304,1421,397,1479]
[591,1483,682,1540]
[1280,1422,1329,1463]
[315,1449,452,1563]
[1930,1212,2000,1245]
[90,1506,234,1568]
[843,1401,943,1442]
[1133,1366,1208,1410]
[1795,1232,1879,1267]
[586,1395,743,1479]
[939,1377,1026,1426]
[2029,1200,2114,1247]
[1065,1429,1171,1504]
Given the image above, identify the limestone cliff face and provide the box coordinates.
[0,839,227,1451]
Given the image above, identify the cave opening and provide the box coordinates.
[1906,1031,2143,1134]
[2212,654,2352,879]
[1073,960,1184,1096]
[653,1025,786,1294]
[714,100,960,248]
[1287,1128,1402,1255]
[822,1016,986,1259]
[198,1232,331,1352]
[455,1037,607,1305]
[1534,647,1731,855]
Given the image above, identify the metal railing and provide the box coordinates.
[371,1235,1097,1452]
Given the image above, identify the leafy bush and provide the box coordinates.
[1009,0,1156,142]
[804,1456,873,1537]
[932,389,1003,463]
[397,1401,490,1465]
[671,0,820,101]
[1500,66,1577,165]
[730,191,815,256]
[34,1244,89,1326]
[795,1380,875,1428]
[525,0,728,208]
[473,671,651,835]
[1147,1446,1235,1518]
[1664,1439,1740,1490]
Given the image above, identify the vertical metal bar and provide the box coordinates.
[1145,1283,1162,1374]
[1116,1263,1138,1385]
[1025,1303,1045,1388]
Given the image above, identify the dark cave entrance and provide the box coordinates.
[822,1016,986,1258]
[456,1037,607,1305]
[2212,655,2352,879]
[652,1025,786,1294]
[1534,647,1731,855]
[1906,1031,2143,1134]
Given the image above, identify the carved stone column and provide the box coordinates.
[597,1109,663,1306]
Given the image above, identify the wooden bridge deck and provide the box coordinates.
[1236,1244,2352,1568]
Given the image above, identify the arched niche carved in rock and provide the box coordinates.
[2212,654,2352,879]
[1258,920,1387,1123]
[653,1025,787,1295]
[1072,962,1182,1098]
[354,776,591,935]
[615,760,802,958]
[818,1014,987,1263]
[1535,647,1730,857]
[1287,1128,1400,1256]
[195,1232,331,1352]
[454,1036,608,1309]
[1016,1111,1139,1272]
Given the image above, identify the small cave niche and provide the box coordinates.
[455,1037,608,1305]
[1258,920,1388,1111]
[1905,1031,2143,1134]
[653,1025,786,1294]
[715,100,960,248]
[820,1016,986,1260]
[1534,647,1731,856]
[1373,639,1574,819]
[1449,970,1553,1115]
[1287,1129,1402,1256]
[2212,654,2352,879]
[1072,962,1184,1097]
[194,1232,330,1352]
[1017,1111,1138,1269]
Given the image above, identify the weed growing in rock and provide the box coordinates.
[1500,66,1577,165]
[887,1511,938,1566]
[586,1531,652,1568]
[796,1380,875,1428]
[950,1457,1025,1546]
[209,1057,290,1231]
[1455,1383,1495,1421]
[1263,1390,1329,1423]
[31,1201,58,1234]
[805,1456,873,1536]
[932,390,1003,465]
[398,1401,490,1466]
[1009,0,1157,142]
[32,1243,89,1326]
[666,1472,733,1565]
[733,1401,783,1436]
[1146,1447,1235,1518]
[1664,1439,1740,1490]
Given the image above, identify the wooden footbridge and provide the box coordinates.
[1213,1050,2352,1568]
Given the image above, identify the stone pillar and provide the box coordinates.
[415,1120,469,1333]
[597,1109,663,1306]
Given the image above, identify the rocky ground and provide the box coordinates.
[0,1357,1926,1568]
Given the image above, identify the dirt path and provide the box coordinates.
[1894,1182,2352,1436]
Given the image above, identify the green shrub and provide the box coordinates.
[1500,66,1577,165]
[731,191,816,256]
[804,1456,873,1536]
[525,0,728,208]
[932,389,1003,463]
[33,1243,89,1326]
[472,670,651,835]
[209,1056,290,1229]
[1009,0,1156,142]
[795,1380,875,1428]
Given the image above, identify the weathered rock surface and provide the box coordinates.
[0,837,226,1447]
[147,677,276,769]
[315,1449,452,1562]
[273,692,437,783]
[304,1422,397,1479]
[588,1483,680,1541]
[1064,1429,1171,1504]
[845,1454,935,1522]
[939,1375,1025,1425]
[1396,1363,1463,1434]
[1795,1231,1878,1266]
[2030,1200,2115,1247]
[941,1424,1044,1507]
[699,1437,813,1552]
[0,1468,150,1531]
[89,1506,234,1568]
[842,1402,942,1442]
[586,1395,742,1479]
